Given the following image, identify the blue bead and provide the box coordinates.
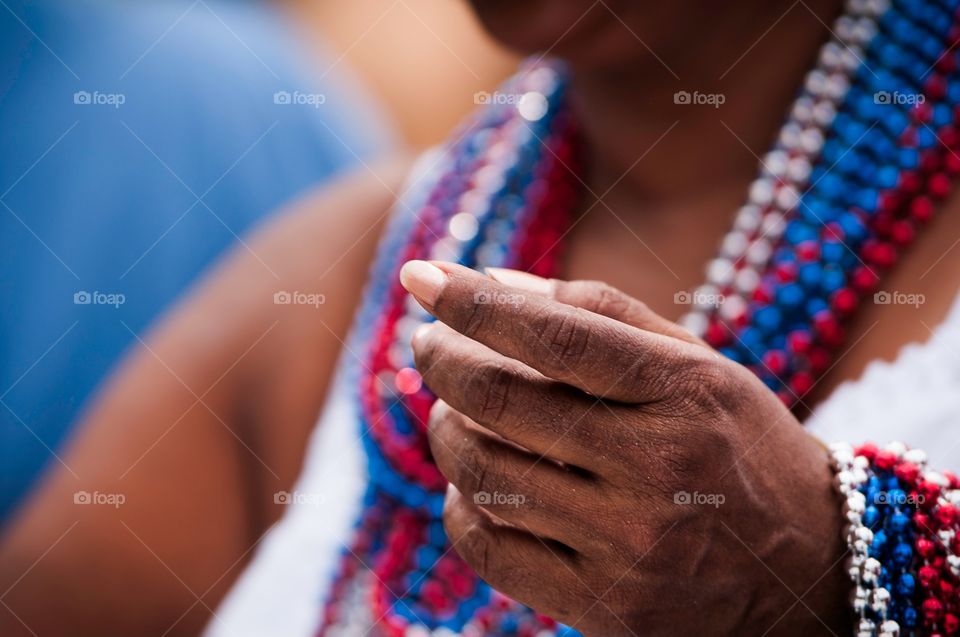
[902,606,918,628]
[805,297,829,318]
[892,542,913,567]
[798,263,823,291]
[888,511,911,533]
[777,283,805,310]
[821,241,845,263]
[754,306,782,334]
[897,573,916,597]
[719,347,742,365]
[863,505,881,528]
[839,213,867,243]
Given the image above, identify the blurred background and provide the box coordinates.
[0,0,515,522]
[286,0,516,146]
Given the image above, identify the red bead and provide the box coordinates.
[945,613,959,635]
[774,262,797,283]
[931,172,953,199]
[937,504,958,527]
[917,537,937,559]
[763,350,788,376]
[912,196,936,223]
[919,480,943,506]
[912,101,934,123]
[790,372,814,397]
[705,321,730,348]
[851,266,880,292]
[924,597,945,624]
[946,151,960,175]
[855,443,878,461]
[895,461,921,485]
[901,170,923,194]
[874,450,898,471]
[920,565,941,589]
[891,219,915,246]
[787,330,812,354]
[926,74,948,101]
[808,347,831,375]
[831,288,858,316]
[797,240,820,261]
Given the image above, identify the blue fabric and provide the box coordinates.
[0,0,393,518]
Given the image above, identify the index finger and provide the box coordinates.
[399,260,702,403]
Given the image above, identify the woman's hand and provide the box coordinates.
[400,260,851,637]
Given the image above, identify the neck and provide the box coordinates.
[568,0,845,205]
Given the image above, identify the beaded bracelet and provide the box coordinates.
[830,441,960,637]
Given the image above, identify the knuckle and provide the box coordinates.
[456,437,507,497]
[530,306,592,369]
[454,522,497,579]
[654,352,735,414]
[588,281,632,317]
[465,359,515,424]
[460,291,498,340]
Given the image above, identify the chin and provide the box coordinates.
[464,0,618,57]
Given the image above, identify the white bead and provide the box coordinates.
[734,268,760,295]
[879,619,900,637]
[800,128,825,154]
[678,312,708,338]
[763,150,789,177]
[829,441,854,454]
[779,122,803,149]
[748,178,774,206]
[448,212,479,242]
[718,295,747,323]
[774,185,800,210]
[787,156,812,182]
[791,96,814,124]
[857,618,875,637]
[734,205,762,233]
[884,441,907,457]
[721,231,749,258]
[761,211,787,237]
[903,448,927,466]
[746,239,773,266]
[831,449,855,470]
[694,283,723,310]
[927,470,949,487]
[706,259,735,288]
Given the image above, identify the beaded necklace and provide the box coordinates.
[319,0,960,635]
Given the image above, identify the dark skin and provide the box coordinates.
[3,1,960,635]
[403,261,848,636]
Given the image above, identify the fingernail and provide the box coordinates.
[485,267,553,296]
[412,322,434,346]
[400,260,446,307]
